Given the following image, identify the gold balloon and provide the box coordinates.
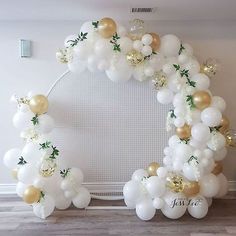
[98,17,117,38]
[166,175,184,193]
[176,124,191,139]
[224,129,236,147]
[149,32,161,51]
[183,181,200,197]
[219,116,230,134]
[11,168,18,180]
[23,186,41,204]
[29,95,49,115]
[212,161,223,175]
[147,162,160,176]
[126,50,144,66]
[193,91,211,110]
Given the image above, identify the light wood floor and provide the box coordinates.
[0,193,236,236]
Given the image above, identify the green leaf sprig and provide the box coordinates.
[39,141,51,150]
[178,43,185,55]
[49,146,59,159]
[187,155,199,164]
[31,114,39,126]
[180,138,190,144]
[92,21,99,29]
[210,126,222,133]
[60,168,71,178]
[39,141,59,159]
[67,32,88,47]
[186,95,196,109]
[144,51,157,61]
[169,109,177,119]
[110,33,121,52]
[18,156,27,165]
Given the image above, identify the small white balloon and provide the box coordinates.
[211,96,226,112]
[124,198,136,209]
[136,198,156,221]
[191,73,210,90]
[16,182,28,197]
[153,197,164,209]
[156,167,168,179]
[157,88,174,104]
[64,190,77,199]
[141,45,152,56]
[215,173,228,198]
[207,132,226,151]
[123,180,142,202]
[178,54,189,64]
[168,135,180,148]
[144,67,154,77]
[37,114,55,134]
[132,169,149,182]
[174,117,185,128]
[3,148,21,169]
[175,143,193,163]
[133,40,143,52]
[201,107,222,127]
[191,123,210,143]
[72,187,91,208]
[60,179,73,191]
[142,34,153,45]
[55,195,71,210]
[188,195,208,219]
[214,147,227,161]
[145,176,166,198]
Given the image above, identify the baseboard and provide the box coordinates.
[0,181,235,195]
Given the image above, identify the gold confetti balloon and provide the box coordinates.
[23,186,41,204]
[193,91,211,110]
[29,95,49,115]
[183,181,200,197]
[151,71,167,90]
[200,58,220,78]
[98,17,117,38]
[126,50,144,66]
[176,124,191,139]
[166,174,184,193]
[225,129,236,147]
[147,162,160,176]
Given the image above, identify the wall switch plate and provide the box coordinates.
[19,39,31,58]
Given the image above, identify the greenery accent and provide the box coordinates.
[17,156,27,165]
[186,95,196,109]
[173,64,180,71]
[169,109,177,119]
[92,21,99,29]
[60,168,71,178]
[39,141,51,150]
[67,32,88,47]
[31,115,39,126]
[178,43,185,55]
[49,146,59,159]
[144,51,157,60]
[110,33,121,52]
[188,155,199,164]
[210,126,222,133]
[38,191,45,203]
[180,138,190,144]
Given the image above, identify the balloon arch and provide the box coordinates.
[4,17,235,220]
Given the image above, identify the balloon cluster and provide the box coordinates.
[4,93,90,219]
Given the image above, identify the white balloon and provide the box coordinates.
[182,43,193,56]
[132,66,146,82]
[157,88,174,104]
[18,104,30,113]
[124,198,136,209]
[72,187,91,208]
[33,178,45,189]
[215,173,228,198]
[191,73,210,90]
[80,21,94,34]
[163,63,175,75]
[168,73,182,93]
[21,142,43,164]
[211,96,226,112]
[94,38,112,58]
[13,111,34,130]
[160,34,181,57]
[33,195,55,219]
[188,195,208,219]
[133,40,143,52]
[123,180,142,202]
[64,190,77,199]
[145,176,166,198]
[178,54,189,64]
[174,117,185,128]
[149,54,165,71]
[60,179,73,191]
[175,143,193,163]
[70,167,84,186]
[74,41,92,60]
[97,59,109,71]
[16,182,28,197]
[141,45,152,56]
[68,58,87,74]
[183,163,203,181]
[87,55,100,73]
[214,147,227,161]
[161,192,187,219]
[183,59,200,77]
[153,197,164,209]
[156,167,168,179]
[187,109,202,126]
[3,148,21,169]
[199,173,220,198]
[204,149,214,159]
[144,67,154,77]
[55,195,71,210]
[191,123,210,143]
[201,107,222,127]
[142,34,153,45]
[168,135,180,148]
[173,93,184,107]
[207,132,226,151]
[201,156,215,174]
[117,25,127,37]
[18,164,39,185]
[132,169,149,182]
[37,114,54,134]
[136,198,156,221]
[118,37,133,53]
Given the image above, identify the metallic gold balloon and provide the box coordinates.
[147,162,160,176]
[212,161,223,175]
[98,17,117,38]
[23,186,41,204]
[11,168,18,180]
[166,175,184,193]
[29,95,49,115]
[219,116,230,134]
[149,32,161,51]
[193,91,211,110]
[183,181,200,197]
[126,50,144,66]
[176,124,191,139]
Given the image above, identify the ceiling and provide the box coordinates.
[1,0,236,21]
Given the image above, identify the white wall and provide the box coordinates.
[0,20,236,188]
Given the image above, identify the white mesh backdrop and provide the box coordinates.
[48,71,171,193]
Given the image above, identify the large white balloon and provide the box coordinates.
[72,187,91,208]
[94,38,112,58]
[21,142,43,164]
[37,114,55,134]
[3,148,21,169]
[215,173,228,198]
[188,195,208,219]
[207,132,226,151]
[211,96,226,112]
[136,198,156,221]
[68,58,87,74]
[174,143,193,162]
[183,162,204,181]
[118,37,133,53]
[191,73,210,90]
[74,41,92,60]
[161,192,187,219]
[18,164,39,185]
[160,34,181,57]
[199,173,220,198]
[156,88,174,104]
[201,107,222,127]
[13,111,34,130]
[123,180,142,203]
[191,123,210,143]
[145,176,166,198]
[33,195,55,219]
